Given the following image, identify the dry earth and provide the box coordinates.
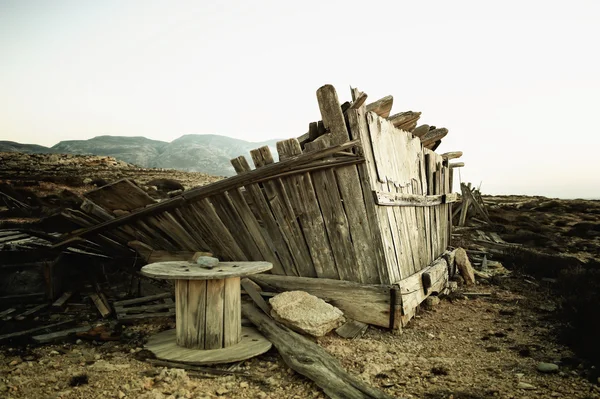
[1,154,599,399]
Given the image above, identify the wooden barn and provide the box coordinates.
[53,84,463,330]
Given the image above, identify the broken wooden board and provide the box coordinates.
[32,325,92,344]
[374,192,458,207]
[84,179,156,212]
[335,320,369,339]
[250,274,395,328]
[242,302,396,399]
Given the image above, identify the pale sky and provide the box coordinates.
[1,0,599,198]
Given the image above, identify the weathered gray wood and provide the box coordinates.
[115,300,174,314]
[242,303,397,399]
[449,162,465,168]
[84,178,156,212]
[117,311,175,322]
[421,128,449,147]
[316,84,350,146]
[387,111,421,131]
[52,291,73,309]
[250,274,393,328]
[14,303,48,320]
[141,261,272,280]
[336,320,369,339]
[204,279,225,350]
[241,278,272,316]
[223,277,241,347]
[276,138,337,279]
[32,325,92,344]
[231,155,295,276]
[89,293,111,318]
[113,292,172,307]
[0,308,16,318]
[441,151,463,160]
[251,146,316,278]
[366,95,394,118]
[0,320,73,342]
[411,124,430,138]
[346,93,391,285]
[374,192,458,206]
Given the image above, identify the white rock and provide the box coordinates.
[269,291,345,337]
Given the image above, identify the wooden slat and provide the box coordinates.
[374,192,458,206]
[84,179,155,212]
[316,84,350,146]
[276,139,337,279]
[387,111,421,131]
[89,293,111,318]
[175,280,188,347]
[113,292,172,307]
[54,139,362,247]
[250,146,315,277]
[421,128,449,147]
[441,151,463,160]
[223,277,241,347]
[231,156,295,276]
[204,279,225,349]
[365,95,394,118]
[449,162,465,168]
[187,280,207,349]
[346,91,391,285]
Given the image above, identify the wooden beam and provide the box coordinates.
[242,303,397,399]
[316,84,350,145]
[374,192,458,207]
[113,292,172,307]
[249,274,395,328]
[387,111,421,131]
[412,124,430,138]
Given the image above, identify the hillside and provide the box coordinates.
[1,134,281,177]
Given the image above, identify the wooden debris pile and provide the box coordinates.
[454,182,493,226]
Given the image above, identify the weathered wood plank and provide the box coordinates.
[374,192,458,206]
[276,138,337,279]
[113,292,172,307]
[366,95,394,118]
[250,274,393,328]
[84,179,155,212]
[223,277,241,347]
[316,84,350,146]
[204,279,225,349]
[250,146,315,277]
[89,293,111,318]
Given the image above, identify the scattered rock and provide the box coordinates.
[537,362,559,373]
[193,256,219,269]
[215,387,229,396]
[454,248,476,285]
[517,382,537,390]
[424,296,440,310]
[269,291,345,337]
[83,178,93,184]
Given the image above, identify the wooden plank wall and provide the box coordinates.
[347,104,453,283]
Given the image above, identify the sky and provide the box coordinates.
[1,0,599,198]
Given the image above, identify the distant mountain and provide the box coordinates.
[52,136,168,169]
[152,134,279,176]
[0,141,55,154]
[2,134,281,177]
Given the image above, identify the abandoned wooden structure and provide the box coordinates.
[52,84,464,330]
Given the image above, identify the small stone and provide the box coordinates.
[49,350,60,355]
[424,296,440,309]
[514,373,524,379]
[537,362,559,373]
[517,382,536,390]
[239,381,249,389]
[269,291,345,337]
[118,391,126,398]
[76,339,83,345]
[83,178,93,184]
[194,256,219,269]
[215,387,229,396]
[454,248,476,285]
[9,359,22,366]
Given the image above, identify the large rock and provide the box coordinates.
[454,248,476,285]
[269,291,345,337]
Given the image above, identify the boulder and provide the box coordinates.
[269,291,345,337]
[454,248,476,285]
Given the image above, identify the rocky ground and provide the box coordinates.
[1,154,599,398]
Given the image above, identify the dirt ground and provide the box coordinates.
[1,155,599,398]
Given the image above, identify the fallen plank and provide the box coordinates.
[365,95,394,118]
[113,292,172,307]
[374,192,458,207]
[89,293,111,318]
[335,320,369,339]
[14,303,48,321]
[249,274,394,328]
[32,325,92,344]
[117,311,175,322]
[52,291,73,309]
[463,292,492,297]
[0,308,16,318]
[0,320,73,342]
[241,278,272,317]
[115,299,174,314]
[242,302,397,399]
[146,359,253,378]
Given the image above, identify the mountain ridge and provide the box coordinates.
[0,134,281,176]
